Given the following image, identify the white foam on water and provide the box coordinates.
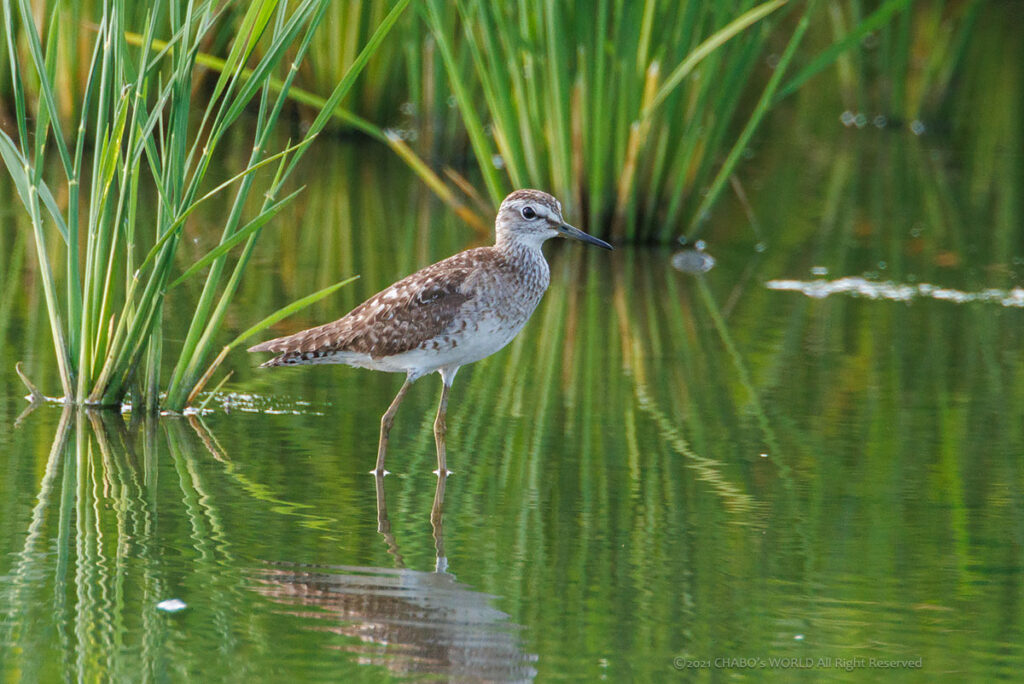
[766,276,1024,308]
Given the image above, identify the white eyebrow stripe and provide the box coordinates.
[535,204,558,222]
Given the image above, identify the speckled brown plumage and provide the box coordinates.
[248,246,542,368]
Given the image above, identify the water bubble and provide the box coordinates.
[491,154,505,170]
[811,266,828,277]
[694,239,706,251]
[794,634,805,641]
[446,95,457,108]
[873,114,887,128]
[854,113,867,128]
[759,453,768,458]
[878,261,887,270]
[910,120,926,136]
[742,147,755,160]
[399,101,416,116]
[157,599,187,613]
[755,242,767,253]
[766,53,780,69]
[671,249,716,274]
[910,225,924,238]
[840,110,856,127]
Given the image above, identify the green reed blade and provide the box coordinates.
[0,0,404,407]
[643,0,788,118]
[772,0,909,105]
[0,127,75,397]
[209,0,279,105]
[1,0,28,148]
[167,187,304,290]
[689,0,818,239]
[134,138,313,279]
[164,0,413,410]
[456,0,524,189]
[0,131,60,237]
[227,276,360,351]
[163,1,328,409]
[12,0,73,175]
[424,0,504,205]
[542,0,572,197]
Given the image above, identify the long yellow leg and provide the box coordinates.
[375,377,413,474]
[433,367,458,475]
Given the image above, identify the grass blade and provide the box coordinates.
[643,0,789,118]
[167,187,305,290]
[773,0,910,104]
[230,276,360,350]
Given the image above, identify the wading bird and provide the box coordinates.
[249,190,612,475]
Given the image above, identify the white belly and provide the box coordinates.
[309,312,529,380]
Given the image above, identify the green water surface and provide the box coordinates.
[1,116,1022,682]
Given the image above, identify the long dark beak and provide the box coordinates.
[557,222,613,250]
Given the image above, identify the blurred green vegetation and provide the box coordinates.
[0,0,998,243]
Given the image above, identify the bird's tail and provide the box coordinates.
[252,348,340,367]
[248,333,299,367]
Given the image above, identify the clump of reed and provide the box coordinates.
[418,0,993,243]
[423,0,796,243]
[0,0,417,130]
[0,0,409,411]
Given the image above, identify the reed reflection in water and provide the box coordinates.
[0,409,243,682]
[0,408,536,681]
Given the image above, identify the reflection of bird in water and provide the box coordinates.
[251,476,537,681]
[248,190,611,475]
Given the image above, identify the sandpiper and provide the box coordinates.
[248,189,612,475]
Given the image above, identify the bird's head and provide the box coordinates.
[495,189,612,251]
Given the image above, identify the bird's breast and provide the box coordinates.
[412,249,550,364]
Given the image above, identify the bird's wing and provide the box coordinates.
[248,251,487,360]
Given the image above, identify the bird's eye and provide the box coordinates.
[521,206,537,220]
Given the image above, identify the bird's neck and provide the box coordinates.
[494,234,551,293]
[495,229,550,253]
